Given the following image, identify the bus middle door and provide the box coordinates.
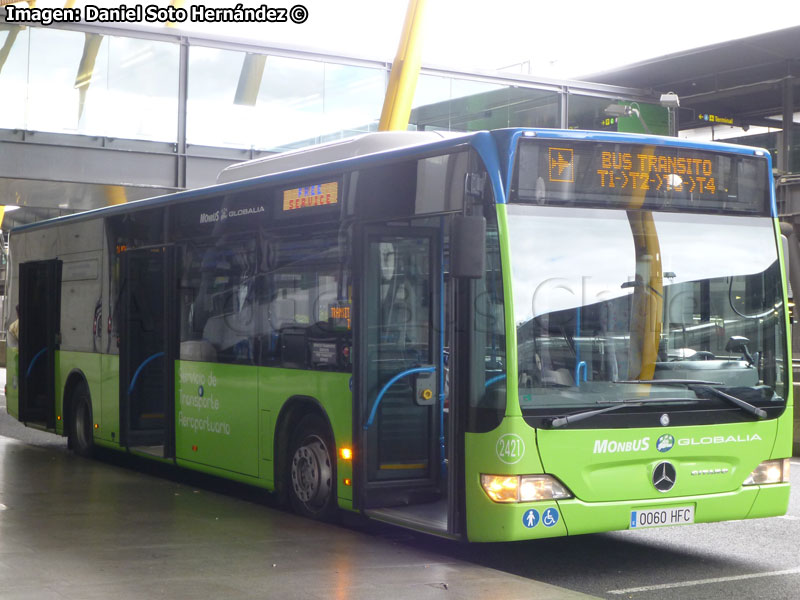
[358,226,443,509]
[119,245,176,457]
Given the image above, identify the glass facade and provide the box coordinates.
[0,26,29,131]
[568,94,669,135]
[410,76,560,132]
[1,26,179,141]
[187,47,385,151]
[0,22,679,161]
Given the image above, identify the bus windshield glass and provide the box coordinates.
[508,141,786,424]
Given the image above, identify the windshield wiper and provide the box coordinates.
[617,379,767,419]
[690,385,768,420]
[615,378,723,386]
[546,397,696,429]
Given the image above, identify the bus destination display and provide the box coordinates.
[283,181,339,211]
[592,150,716,195]
[516,139,769,215]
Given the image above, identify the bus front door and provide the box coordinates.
[18,259,62,428]
[358,227,444,512]
[119,246,176,457]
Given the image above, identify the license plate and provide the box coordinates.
[630,506,694,529]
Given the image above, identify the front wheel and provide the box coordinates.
[69,384,94,458]
[288,414,337,520]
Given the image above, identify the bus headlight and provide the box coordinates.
[481,474,572,503]
[743,458,791,485]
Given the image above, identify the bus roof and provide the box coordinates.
[217,131,465,184]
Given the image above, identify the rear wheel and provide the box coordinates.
[69,384,94,458]
[288,414,337,520]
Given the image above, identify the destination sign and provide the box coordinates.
[514,139,770,215]
[283,181,339,212]
[594,150,717,195]
[699,113,734,125]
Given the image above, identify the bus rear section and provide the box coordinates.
[464,131,792,542]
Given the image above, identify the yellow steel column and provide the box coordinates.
[167,0,185,27]
[625,146,664,380]
[378,0,428,131]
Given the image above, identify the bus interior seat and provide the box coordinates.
[179,340,217,362]
[202,312,253,362]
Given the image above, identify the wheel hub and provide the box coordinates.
[291,437,332,505]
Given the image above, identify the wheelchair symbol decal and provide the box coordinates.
[542,507,559,528]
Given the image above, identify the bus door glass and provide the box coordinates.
[119,246,176,456]
[18,259,61,427]
[360,226,442,507]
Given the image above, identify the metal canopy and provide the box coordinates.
[582,26,800,129]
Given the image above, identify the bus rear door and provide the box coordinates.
[18,259,61,428]
[119,246,176,457]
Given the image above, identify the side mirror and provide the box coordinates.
[726,335,755,366]
[725,335,750,353]
[450,215,486,279]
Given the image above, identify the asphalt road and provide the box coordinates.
[1,385,797,600]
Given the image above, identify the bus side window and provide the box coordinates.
[257,231,352,372]
[179,239,257,365]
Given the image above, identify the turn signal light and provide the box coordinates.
[481,474,572,503]
[340,448,352,460]
[743,458,790,485]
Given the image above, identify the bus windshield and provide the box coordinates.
[507,204,787,423]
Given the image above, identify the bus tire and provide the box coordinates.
[69,383,94,458]
[288,414,337,520]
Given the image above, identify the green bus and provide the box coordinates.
[4,128,792,541]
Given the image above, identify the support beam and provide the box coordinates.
[378,0,427,131]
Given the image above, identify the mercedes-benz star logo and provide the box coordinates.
[652,461,677,492]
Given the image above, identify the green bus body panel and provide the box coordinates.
[99,354,120,443]
[6,347,19,418]
[772,217,795,460]
[255,366,354,506]
[496,205,521,419]
[464,419,791,542]
[17,349,354,509]
[746,483,791,518]
[537,422,777,501]
[176,361,261,477]
[174,361,353,505]
[55,351,103,436]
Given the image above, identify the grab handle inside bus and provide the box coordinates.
[364,366,436,430]
[25,347,47,378]
[127,352,165,396]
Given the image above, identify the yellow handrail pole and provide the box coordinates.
[378,0,427,131]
